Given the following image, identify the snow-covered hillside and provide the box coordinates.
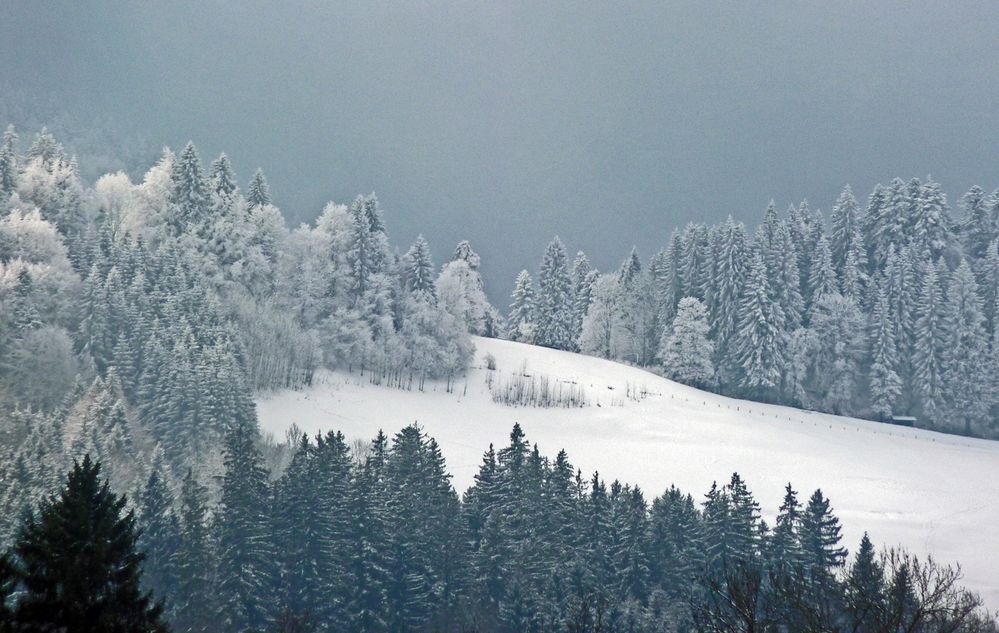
[258,336,999,607]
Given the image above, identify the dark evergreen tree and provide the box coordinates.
[216,421,275,633]
[10,455,167,632]
[174,469,215,633]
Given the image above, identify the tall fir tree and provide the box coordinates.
[168,141,209,237]
[869,285,902,419]
[941,260,991,434]
[246,168,272,209]
[10,456,167,632]
[658,296,715,389]
[216,421,275,633]
[535,236,575,350]
[734,249,787,398]
[507,269,537,342]
[912,260,946,422]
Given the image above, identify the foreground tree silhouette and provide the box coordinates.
[10,455,167,632]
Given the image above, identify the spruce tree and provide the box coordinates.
[0,124,17,197]
[829,184,862,276]
[807,235,838,315]
[769,484,803,571]
[137,451,181,611]
[798,489,847,587]
[942,260,991,434]
[507,269,536,342]
[913,260,946,422]
[168,141,209,236]
[174,469,215,633]
[845,534,887,633]
[403,234,436,297]
[911,178,952,261]
[571,251,593,344]
[535,236,575,350]
[246,168,272,209]
[869,285,902,420]
[216,421,275,633]
[658,296,715,389]
[734,249,786,398]
[960,185,994,259]
[709,217,749,365]
[10,455,167,632]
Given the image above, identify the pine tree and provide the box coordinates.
[571,251,593,343]
[709,217,749,365]
[137,451,181,611]
[725,473,761,562]
[810,293,865,415]
[167,471,214,633]
[246,168,272,209]
[830,184,863,276]
[734,249,786,398]
[911,178,952,261]
[216,422,274,633]
[535,236,575,350]
[769,484,803,570]
[10,455,168,632]
[864,183,896,270]
[845,534,887,633]
[869,285,902,420]
[168,141,209,236]
[773,221,805,330]
[658,296,715,389]
[798,489,847,587]
[403,234,436,297]
[507,269,536,342]
[913,260,946,422]
[0,124,17,197]
[960,185,994,259]
[807,235,838,314]
[942,260,991,434]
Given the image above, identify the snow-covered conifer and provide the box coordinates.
[659,297,715,389]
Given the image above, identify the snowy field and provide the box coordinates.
[258,336,999,608]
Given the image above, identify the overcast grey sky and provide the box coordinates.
[3,1,999,297]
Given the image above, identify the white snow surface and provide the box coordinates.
[258,336,999,608]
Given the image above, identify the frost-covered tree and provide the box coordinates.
[580,274,616,359]
[911,178,952,261]
[246,168,271,209]
[734,249,786,398]
[807,235,838,316]
[941,260,991,434]
[437,257,496,336]
[659,297,715,389]
[534,236,574,350]
[0,125,17,198]
[912,260,947,422]
[773,221,805,330]
[869,285,902,420]
[810,293,865,415]
[403,234,435,297]
[507,270,536,342]
[829,185,864,277]
[709,217,749,368]
[960,185,994,260]
[571,251,593,343]
[167,141,209,237]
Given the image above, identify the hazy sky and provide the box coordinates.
[4,1,999,297]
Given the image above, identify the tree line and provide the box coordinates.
[509,183,999,437]
[1,423,994,632]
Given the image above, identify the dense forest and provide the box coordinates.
[2,426,995,632]
[512,183,999,438]
[0,126,996,631]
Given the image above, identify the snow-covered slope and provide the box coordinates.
[257,336,999,607]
